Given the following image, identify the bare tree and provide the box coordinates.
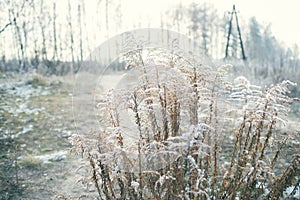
[0,21,13,34]
[77,2,83,63]
[67,0,75,73]
[105,0,109,38]
[52,0,58,62]
[7,0,28,71]
[37,0,48,62]
[30,1,40,68]
[81,0,92,60]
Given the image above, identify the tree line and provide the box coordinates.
[0,0,299,80]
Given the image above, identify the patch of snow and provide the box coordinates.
[34,151,67,164]
[131,181,139,192]
[284,185,300,199]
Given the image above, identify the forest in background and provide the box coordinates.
[0,0,299,94]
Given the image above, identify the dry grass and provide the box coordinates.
[70,50,299,199]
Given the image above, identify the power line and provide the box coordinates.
[225,5,246,61]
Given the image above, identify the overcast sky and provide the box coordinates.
[208,0,300,47]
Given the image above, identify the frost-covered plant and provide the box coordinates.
[70,48,298,199]
[217,78,298,199]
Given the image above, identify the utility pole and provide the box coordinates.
[225,5,246,60]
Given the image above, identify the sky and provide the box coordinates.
[121,0,300,47]
[207,0,300,47]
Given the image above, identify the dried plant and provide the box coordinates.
[70,48,299,199]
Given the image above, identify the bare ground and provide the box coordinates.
[0,71,299,199]
[0,72,100,199]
